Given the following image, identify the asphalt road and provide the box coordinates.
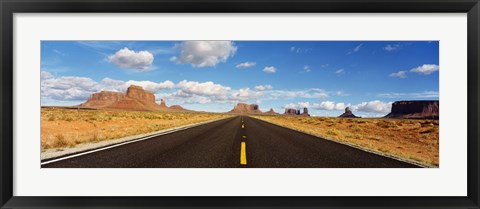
[42,116,419,168]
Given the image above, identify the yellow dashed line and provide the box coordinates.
[242,124,245,129]
[240,142,247,165]
[242,135,246,139]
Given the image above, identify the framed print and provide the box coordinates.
[1,0,479,208]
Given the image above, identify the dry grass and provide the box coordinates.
[252,115,439,167]
[41,107,231,151]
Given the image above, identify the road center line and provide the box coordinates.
[240,142,247,165]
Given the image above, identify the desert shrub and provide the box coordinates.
[376,120,397,128]
[52,134,68,147]
[327,128,340,136]
[420,128,436,134]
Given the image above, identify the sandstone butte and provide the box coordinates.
[338,107,359,118]
[80,85,188,112]
[385,100,439,119]
[228,103,283,115]
[284,107,309,116]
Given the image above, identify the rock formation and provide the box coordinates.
[284,108,298,115]
[169,105,187,111]
[229,103,263,114]
[265,108,279,115]
[80,85,188,112]
[79,91,126,108]
[284,107,310,116]
[301,107,310,116]
[159,99,168,108]
[385,100,439,119]
[338,107,359,118]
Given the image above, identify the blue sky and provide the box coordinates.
[41,41,439,117]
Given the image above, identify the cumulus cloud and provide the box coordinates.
[311,101,336,110]
[41,72,102,101]
[172,41,237,67]
[384,44,401,52]
[389,70,408,78]
[255,85,273,91]
[236,62,256,68]
[285,100,390,114]
[351,100,392,113]
[176,80,231,97]
[108,47,154,71]
[283,102,309,110]
[410,64,439,75]
[231,88,264,101]
[263,66,277,73]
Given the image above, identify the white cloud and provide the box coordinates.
[255,85,273,91]
[335,91,349,96]
[236,62,256,68]
[231,88,264,101]
[263,66,277,73]
[311,101,336,111]
[267,88,328,100]
[108,47,154,71]
[384,44,401,52]
[320,64,329,68]
[126,80,175,91]
[410,64,439,75]
[173,41,237,67]
[283,102,310,110]
[41,71,54,80]
[290,47,310,53]
[348,44,363,54]
[377,91,439,98]
[351,100,392,113]
[41,72,102,101]
[176,80,231,97]
[389,70,408,78]
[303,65,311,72]
[335,69,345,75]
[335,102,346,110]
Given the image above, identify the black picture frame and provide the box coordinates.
[1,0,479,208]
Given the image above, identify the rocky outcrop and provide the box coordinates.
[80,85,189,112]
[284,107,309,116]
[126,85,155,104]
[385,100,439,119]
[229,103,263,114]
[265,108,279,115]
[338,107,359,118]
[169,105,187,111]
[80,91,125,108]
[301,107,310,116]
[284,108,298,115]
[159,99,168,108]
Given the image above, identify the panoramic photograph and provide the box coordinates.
[40,41,439,168]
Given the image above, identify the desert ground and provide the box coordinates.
[252,115,439,167]
[41,107,231,151]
